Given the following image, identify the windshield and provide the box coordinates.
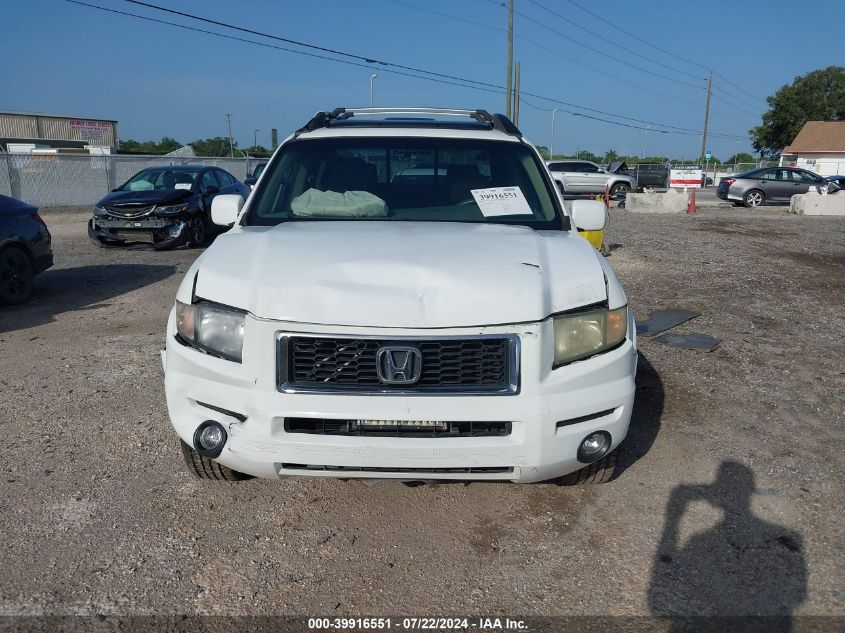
[245,137,563,229]
[121,169,200,192]
[252,163,267,179]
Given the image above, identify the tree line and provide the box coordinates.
[118,136,271,157]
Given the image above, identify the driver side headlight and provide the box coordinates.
[553,305,627,367]
[175,300,245,363]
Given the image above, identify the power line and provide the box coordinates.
[65,0,746,140]
[710,90,760,118]
[714,72,765,104]
[64,1,507,96]
[563,0,708,71]
[562,0,766,104]
[122,0,504,92]
[386,0,704,109]
[527,0,700,79]
[513,7,706,91]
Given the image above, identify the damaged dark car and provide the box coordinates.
[88,166,249,250]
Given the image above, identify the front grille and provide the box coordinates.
[280,464,513,474]
[105,204,155,218]
[284,418,512,437]
[280,335,517,394]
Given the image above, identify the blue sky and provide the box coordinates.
[1,0,840,158]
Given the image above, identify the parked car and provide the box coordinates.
[0,194,53,305]
[627,163,668,189]
[88,165,249,249]
[244,161,268,190]
[825,175,845,190]
[547,160,637,199]
[717,167,837,207]
[165,107,636,485]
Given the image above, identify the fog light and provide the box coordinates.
[193,421,227,458]
[577,430,611,463]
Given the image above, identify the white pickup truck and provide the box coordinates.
[164,108,637,485]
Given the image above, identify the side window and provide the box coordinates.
[794,170,820,183]
[548,162,563,172]
[201,170,219,192]
[217,170,234,187]
[759,170,779,180]
[579,163,599,173]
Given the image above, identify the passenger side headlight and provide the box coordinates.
[156,203,190,215]
[175,300,245,363]
[553,305,627,367]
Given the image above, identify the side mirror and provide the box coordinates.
[211,194,244,227]
[244,177,256,187]
[204,185,220,196]
[569,199,605,231]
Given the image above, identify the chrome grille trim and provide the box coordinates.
[276,332,520,396]
[104,204,156,219]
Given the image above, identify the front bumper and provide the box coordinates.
[164,313,638,483]
[88,217,188,245]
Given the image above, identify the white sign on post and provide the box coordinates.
[669,168,702,189]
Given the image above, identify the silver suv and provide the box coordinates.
[547,160,637,199]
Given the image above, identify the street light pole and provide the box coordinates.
[550,108,559,160]
[253,129,259,150]
[226,113,234,158]
[642,125,650,160]
[370,74,377,107]
[735,140,740,171]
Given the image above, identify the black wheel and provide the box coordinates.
[185,215,208,249]
[557,448,618,485]
[0,247,35,305]
[610,183,630,199]
[180,440,252,481]
[743,189,765,208]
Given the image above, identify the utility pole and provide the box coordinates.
[226,113,234,158]
[698,71,713,166]
[512,61,521,126]
[550,108,559,160]
[505,0,513,118]
[253,129,259,150]
[370,74,377,107]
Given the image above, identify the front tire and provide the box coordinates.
[180,440,252,481]
[0,247,35,305]
[557,448,618,485]
[610,183,630,199]
[185,215,208,249]
[743,189,764,207]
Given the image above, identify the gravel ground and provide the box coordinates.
[0,206,842,623]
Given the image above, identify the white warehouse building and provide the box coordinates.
[780,120,845,176]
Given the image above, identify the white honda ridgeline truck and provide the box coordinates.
[164,108,637,485]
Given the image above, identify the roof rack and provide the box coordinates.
[294,108,522,139]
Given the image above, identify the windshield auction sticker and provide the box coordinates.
[471,186,533,216]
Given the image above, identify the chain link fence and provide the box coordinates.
[0,153,260,207]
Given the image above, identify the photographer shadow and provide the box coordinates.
[648,461,807,632]
[0,264,176,334]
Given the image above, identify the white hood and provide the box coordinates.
[189,221,607,328]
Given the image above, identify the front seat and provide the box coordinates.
[321,157,376,193]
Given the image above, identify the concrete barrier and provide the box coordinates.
[790,192,845,216]
[625,188,689,213]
